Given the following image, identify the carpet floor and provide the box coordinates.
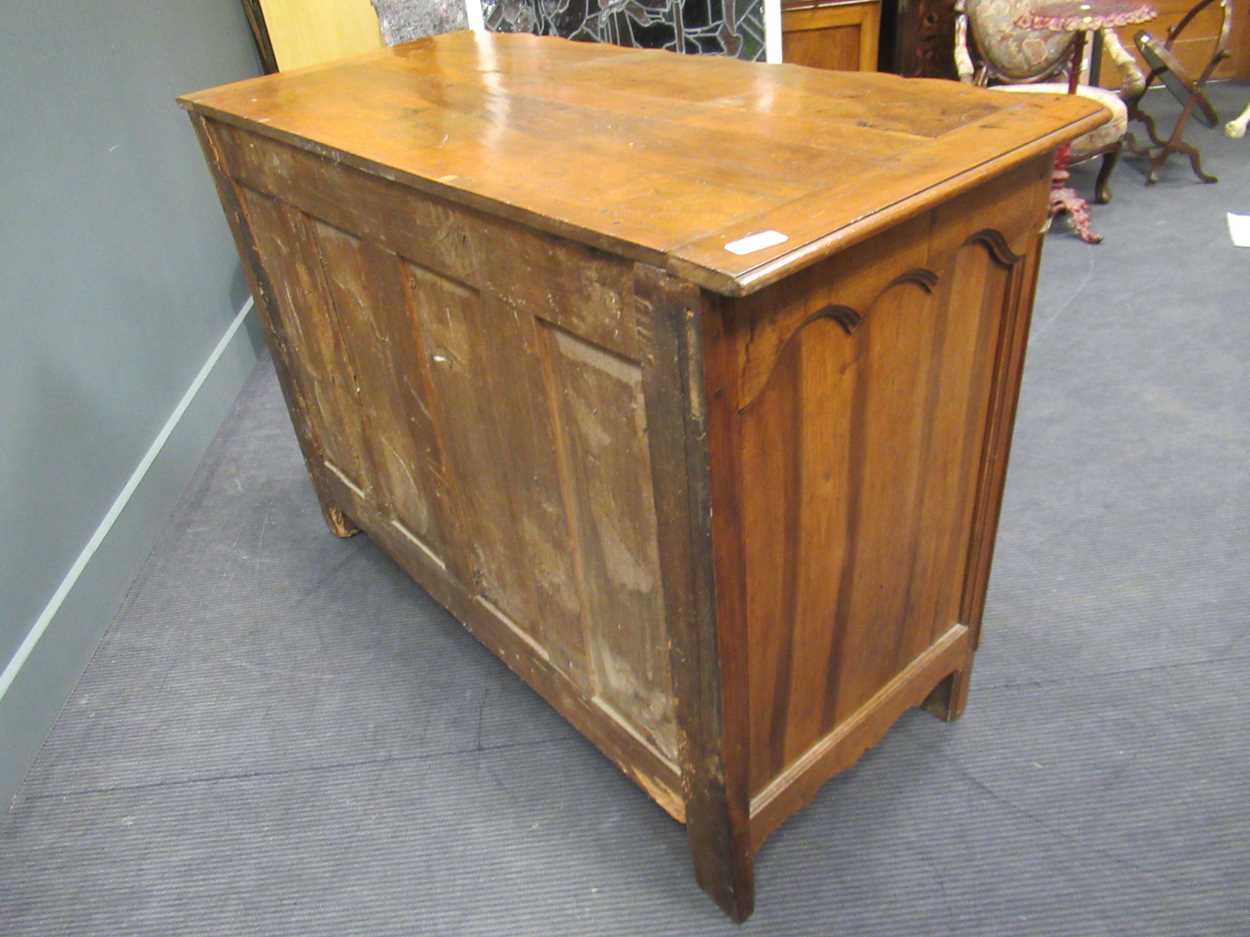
[3,82,1248,936]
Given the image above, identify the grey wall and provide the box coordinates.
[1,1,263,801]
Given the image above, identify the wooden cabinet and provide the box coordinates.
[180,33,1103,922]
[879,0,960,77]
[782,0,882,70]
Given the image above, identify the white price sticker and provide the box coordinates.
[724,230,789,256]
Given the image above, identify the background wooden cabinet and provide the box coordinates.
[782,0,882,70]
[878,0,959,77]
[1094,0,1250,88]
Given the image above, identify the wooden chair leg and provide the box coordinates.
[320,500,359,538]
[1179,138,1218,183]
[1136,105,1169,147]
[1147,147,1166,184]
[1095,144,1121,203]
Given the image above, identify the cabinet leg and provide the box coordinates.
[319,498,359,538]
[686,809,755,922]
[923,662,972,723]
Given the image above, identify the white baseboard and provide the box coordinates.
[0,297,259,806]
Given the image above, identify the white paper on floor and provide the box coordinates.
[1227,212,1250,247]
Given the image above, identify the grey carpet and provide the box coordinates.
[4,83,1249,936]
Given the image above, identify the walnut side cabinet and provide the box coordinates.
[181,33,1103,922]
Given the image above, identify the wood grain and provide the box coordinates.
[179,31,1104,296]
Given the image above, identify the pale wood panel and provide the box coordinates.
[238,186,372,496]
[404,263,546,649]
[229,155,686,810]
[211,116,672,709]
[469,295,589,680]
[539,324,678,759]
[261,0,383,71]
[312,222,449,565]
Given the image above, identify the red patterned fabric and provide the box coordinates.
[1016,2,1155,32]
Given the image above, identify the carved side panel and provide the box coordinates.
[736,231,1021,795]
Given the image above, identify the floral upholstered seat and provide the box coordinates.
[994,82,1128,155]
[954,0,1145,203]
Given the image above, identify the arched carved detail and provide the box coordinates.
[888,268,941,295]
[816,305,863,335]
[964,228,1022,267]
[739,268,939,411]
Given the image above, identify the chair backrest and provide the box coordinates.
[965,0,1076,83]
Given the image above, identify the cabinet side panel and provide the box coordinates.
[724,159,1050,807]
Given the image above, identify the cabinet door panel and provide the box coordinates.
[239,185,372,496]
[782,2,881,72]
[312,221,450,566]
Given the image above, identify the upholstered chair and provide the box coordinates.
[954,0,1145,203]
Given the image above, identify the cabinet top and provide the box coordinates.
[180,31,1103,296]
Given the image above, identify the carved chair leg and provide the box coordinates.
[320,499,359,538]
[1095,144,1121,203]
[1051,186,1103,243]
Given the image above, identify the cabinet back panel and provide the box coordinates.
[215,119,680,769]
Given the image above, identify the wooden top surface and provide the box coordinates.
[180,31,1105,296]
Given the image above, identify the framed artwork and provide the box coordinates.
[242,0,782,72]
[480,0,771,62]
